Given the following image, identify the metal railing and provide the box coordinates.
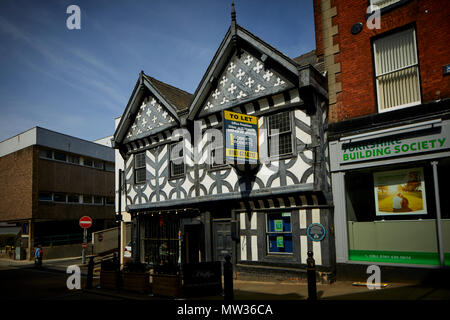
[34,233,92,247]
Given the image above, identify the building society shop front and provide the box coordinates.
[330,119,450,268]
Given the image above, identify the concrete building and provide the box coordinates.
[0,127,115,260]
[314,0,450,276]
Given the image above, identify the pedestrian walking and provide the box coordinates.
[34,244,43,268]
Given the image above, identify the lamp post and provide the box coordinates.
[117,169,123,269]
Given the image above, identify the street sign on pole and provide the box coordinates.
[79,216,92,264]
[79,216,92,229]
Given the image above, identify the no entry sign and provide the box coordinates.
[79,216,92,229]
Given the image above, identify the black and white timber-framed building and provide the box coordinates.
[112,9,332,278]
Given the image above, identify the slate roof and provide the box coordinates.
[293,50,325,74]
[143,74,193,111]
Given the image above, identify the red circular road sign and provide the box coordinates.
[79,216,92,229]
[82,243,87,248]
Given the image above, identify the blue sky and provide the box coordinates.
[0,0,316,142]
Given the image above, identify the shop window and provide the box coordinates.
[38,192,52,201]
[134,152,146,183]
[170,142,185,178]
[266,212,293,254]
[345,164,444,266]
[53,151,67,162]
[374,27,421,112]
[142,215,180,273]
[268,111,294,157]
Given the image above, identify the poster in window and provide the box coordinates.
[276,236,284,248]
[274,220,283,232]
[373,167,427,216]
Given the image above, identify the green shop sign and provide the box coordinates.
[341,135,449,164]
[349,250,450,266]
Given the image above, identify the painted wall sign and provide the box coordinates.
[224,110,258,164]
[307,223,326,242]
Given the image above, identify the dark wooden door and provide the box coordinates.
[213,220,232,264]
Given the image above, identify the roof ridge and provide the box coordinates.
[144,74,193,96]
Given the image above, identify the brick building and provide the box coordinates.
[0,127,115,260]
[314,0,450,275]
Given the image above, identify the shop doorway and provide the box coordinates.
[213,220,232,265]
[184,224,203,264]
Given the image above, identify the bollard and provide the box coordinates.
[223,255,234,301]
[86,256,94,289]
[307,250,317,300]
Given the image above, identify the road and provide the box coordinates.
[0,260,119,300]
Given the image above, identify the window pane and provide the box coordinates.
[269,133,293,157]
[375,28,417,76]
[39,150,52,159]
[377,66,420,111]
[84,158,93,167]
[94,196,103,204]
[269,112,291,135]
[268,235,293,253]
[267,212,293,254]
[211,147,224,167]
[135,153,146,168]
[371,0,401,10]
[94,160,104,169]
[83,195,93,204]
[267,213,292,232]
[105,196,114,205]
[68,155,80,164]
[54,193,66,202]
[105,162,114,172]
[38,192,52,201]
[67,194,79,203]
[54,151,67,162]
[135,168,146,183]
[171,163,185,177]
[374,28,420,111]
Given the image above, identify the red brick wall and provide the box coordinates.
[327,0,450,122]
[0,146,35,222]
[313,0,324,59]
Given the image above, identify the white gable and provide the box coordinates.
[124,94,176,143]
[199,49,292,117]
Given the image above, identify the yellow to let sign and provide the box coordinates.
[224,110,258,125]
[226,148,258,160]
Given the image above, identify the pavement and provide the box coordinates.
[2,257,450,301]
